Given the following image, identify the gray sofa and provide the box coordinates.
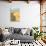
[3,27,34,43]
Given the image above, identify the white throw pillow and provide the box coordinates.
[3,29,10,36]
[21,28,27,35]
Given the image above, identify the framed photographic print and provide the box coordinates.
[10,8,20,22]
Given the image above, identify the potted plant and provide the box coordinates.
[32,27,39,40]
[32,27,43,40]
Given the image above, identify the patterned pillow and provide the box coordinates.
[14,28,21,34]
[8,27,14,34]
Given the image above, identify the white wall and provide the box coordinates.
[0,1,40,28]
